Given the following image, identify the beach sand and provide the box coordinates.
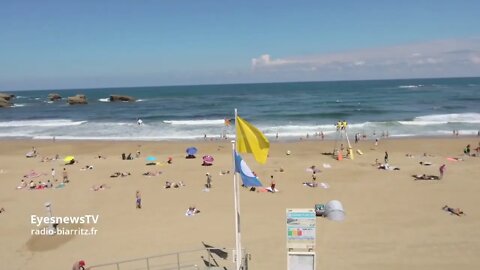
[0,137,479,269]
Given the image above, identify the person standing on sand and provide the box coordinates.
[62,168,69,183]
[51,168,56,181]
[270,175,276,193]
[439,164,446,179]
[384,151,389,164]
[136,190,142,209]
[206,173,212,188]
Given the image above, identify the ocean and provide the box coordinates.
[1,77,480,141]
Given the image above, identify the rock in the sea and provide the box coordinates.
[67,94,88,105]
[0,93,15,101]
[0,98,12,108]
[48,93,62,101]
[109,95,136,102]
[0,93,14,108]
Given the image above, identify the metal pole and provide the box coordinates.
[233,108,242,270]
[44,202,54,234]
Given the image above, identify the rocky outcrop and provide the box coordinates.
[109,95,136,102]
[0,93,14,108]
[0,93,15,101]
[48,93,62,101]
[67,94,87,105]
[0,98,12,108]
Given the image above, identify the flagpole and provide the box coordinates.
[232,108,242,270]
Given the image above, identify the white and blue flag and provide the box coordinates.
[235,151,263,187]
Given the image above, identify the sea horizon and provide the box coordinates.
[4,75,480,92]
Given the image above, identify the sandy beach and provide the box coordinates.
[0,137,479,269]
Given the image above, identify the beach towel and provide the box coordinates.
[303,182,317,188]
[356,149,364,155]
[258,187,279,192]
[55,183,65,189]
[322,163,332,169]
[319,182,330,189]
[23,171,46,179]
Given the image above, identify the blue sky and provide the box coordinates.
[1,0,479,90]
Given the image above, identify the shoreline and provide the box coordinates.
[0,133,478,143]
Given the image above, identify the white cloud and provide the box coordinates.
[251,38,480,79]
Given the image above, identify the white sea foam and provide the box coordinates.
[163,119,226,125]
[398,121,448,126]
[398,85,423,89]
[0,119,87,127]
[98,98,110,102]
[413,113,480,123]
[12,104,26,107]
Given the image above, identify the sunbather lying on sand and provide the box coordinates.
[23,170,46,179]
[91,184,109,191]
[142,171,162,176]
[419,161,433,166]
[413,174,440,180]
[0,207,5,213]
[110,172,131,178]
[219,170,230,175]
[41,156,55,162]
[185,206,200,216]
[378,164,400,170]
[442,205,465,216]
[16,180,27,189]
[303,182,318,188]
[80,165,94,170]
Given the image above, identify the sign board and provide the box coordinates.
[288,252,315,270]
[286,208,316,250]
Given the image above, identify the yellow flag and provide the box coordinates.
[236,116,270,164]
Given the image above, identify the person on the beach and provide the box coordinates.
[439,164,446,179]
[206,173,212,188]
[136,190,142,209]
[311,172,318,187]
[72,260,86,270]
[17,179,27,189]
[62,168,69,183]
[51,168,56,181]
[91,184,108,191]
[464,144,471,156]
[137,118,143,125]
[375,138,379,146]
[0,207,5,213]
[442,205,465,216]
[270,175,276,193]
[384,151,389,164]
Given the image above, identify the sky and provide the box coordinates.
[1,0,479,90]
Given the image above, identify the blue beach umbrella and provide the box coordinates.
[146,156,157,162]
[186,147,198,155]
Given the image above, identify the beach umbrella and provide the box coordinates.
[186,147,198,155]
[202,155,214,165]
[64,156,75,163]
[146,156,157,162]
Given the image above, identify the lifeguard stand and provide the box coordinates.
[332,121,354,160]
